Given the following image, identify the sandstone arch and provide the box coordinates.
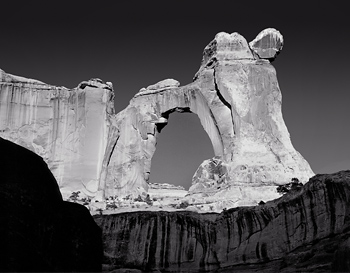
[100,29,314,198]
[149,110,215,189]
[100,79,234,197]
[0,28,314,203]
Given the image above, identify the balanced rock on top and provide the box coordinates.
[249,28,284,61]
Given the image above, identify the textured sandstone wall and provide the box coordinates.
[94,171,350,272]
[0,70,114,197]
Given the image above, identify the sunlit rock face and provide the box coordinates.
[104,29,314,199]
[0,28,314,202]
[249,28,284,60]
[100,78,223,197]
[0,69,114,198]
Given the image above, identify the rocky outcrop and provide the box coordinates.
[149,182,185,190]
[249,28,284,61]
[102,28,313,198]
[0,137,102,272]
[0,28,314,202]
[94,171,350,272]
[0,69,114,198]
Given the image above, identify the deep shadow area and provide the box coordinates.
[150,112,214,189]
[0,137,102,272]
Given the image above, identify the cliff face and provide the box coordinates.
[0,70,114,198]
[94,171,350,272]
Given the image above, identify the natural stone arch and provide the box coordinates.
[99,29,314,199]
[149,109,215,189]
[100,79,234,197]
[0,28,315,205]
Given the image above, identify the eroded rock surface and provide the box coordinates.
[0,28,314,203]
[249,28,284,60]
[0,137,102,272]
[103,28,313,199]
[0,69,114,198]
[149,182,185,190]
[94,171,350,272]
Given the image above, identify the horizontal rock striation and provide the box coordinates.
[149,182,185,190]
[94,171,350,272]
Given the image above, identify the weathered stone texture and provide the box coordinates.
[103,28,313,199]
[0,69,114,198]
[249,28,284,60]
[94,171,350,272]
[0,28,314,201]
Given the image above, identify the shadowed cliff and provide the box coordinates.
[94,171,350,272]
[0,137,103,272]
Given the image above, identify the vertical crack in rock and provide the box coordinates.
[106,135,119,168]
[212,68,232,112]
[211,67,236,161]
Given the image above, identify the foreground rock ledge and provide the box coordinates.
[0,137,102,272]
[94,171,350,272]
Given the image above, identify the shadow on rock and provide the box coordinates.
[0,137,102,272]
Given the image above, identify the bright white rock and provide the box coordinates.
[0,28,314,208]
[0,69,114,199]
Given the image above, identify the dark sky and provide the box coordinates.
[1,1,349,189]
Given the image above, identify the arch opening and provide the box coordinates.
[150,111,214,190]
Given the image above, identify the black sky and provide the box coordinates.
[1,1,349,188]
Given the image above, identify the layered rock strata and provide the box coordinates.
[94,171,350,272]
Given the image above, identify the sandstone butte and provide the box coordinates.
[0,28,314,205]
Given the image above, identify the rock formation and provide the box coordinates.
[149,182,185,191]
[0,137,102,271]
[94,171,350,272]
[102,29,314,198]
[0,28,314,202]
[249,28,283,60]
[0,69,114,198]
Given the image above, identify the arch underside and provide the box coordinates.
[102,62,315,199]
[102,83,235,197]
